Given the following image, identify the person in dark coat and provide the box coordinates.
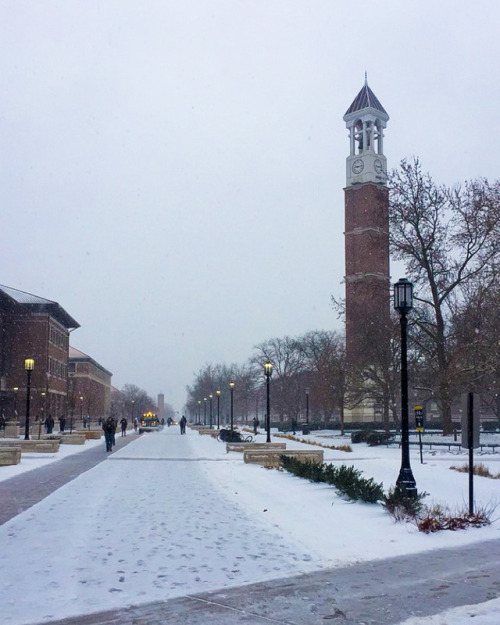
[179,415,187,434]
[103,416,115,452]
[252,416,259,434]
[59,416,66,433]
[45,415,55,434]
[120,417,127,437]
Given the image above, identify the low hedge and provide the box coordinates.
[280,455,383,503]
[351,430,394,446]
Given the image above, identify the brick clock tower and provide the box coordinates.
[343,79,391,388]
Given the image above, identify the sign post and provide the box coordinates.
[414,405,424,464]
[461,393,480,515]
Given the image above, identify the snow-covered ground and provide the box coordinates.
[0,426,499,625]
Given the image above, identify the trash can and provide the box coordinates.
[301,423,310,435]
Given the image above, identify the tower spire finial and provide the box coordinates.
[364,71,368,86]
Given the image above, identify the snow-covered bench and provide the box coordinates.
[0,447,22,465]
[243,448,323,468]
[226,442,286,453]
[197,428,219,436]
[1,440,60,453]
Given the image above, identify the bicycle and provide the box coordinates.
[217,429,253,443]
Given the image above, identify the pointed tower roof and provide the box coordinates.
[344,77,388,117]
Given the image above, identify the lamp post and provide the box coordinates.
[39,391,46,439]
[13,387,19,420]
[197,400,201,424]
[229,382,234,434]
[305,387,310,424]
[203,397,207,426]
[264,361,273,443]
[394,278,417,497]
[209,394,213,428]
[79,395,84,427]
[216,390,221,429]
[24,359,34,440]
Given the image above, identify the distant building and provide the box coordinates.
[0,284,79,421]
[157,393,165,418]
[68,347,112,422]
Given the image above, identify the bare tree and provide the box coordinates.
[389,158,500,433]
[252,337,306,422]
[298,330,346,429]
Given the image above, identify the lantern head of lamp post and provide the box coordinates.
[263,361,273,379]
[394,278,413,315]
[24,358,34,372]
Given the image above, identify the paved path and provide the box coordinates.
[0,433,138,525]
[1,429,499,624]
[23,537,500,624]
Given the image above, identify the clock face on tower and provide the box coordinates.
[352,159,364,174]
[374,159,383,174]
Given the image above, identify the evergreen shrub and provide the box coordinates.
[280,456,383,503]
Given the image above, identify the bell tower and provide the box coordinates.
[343,78,391,376]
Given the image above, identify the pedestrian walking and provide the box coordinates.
[179,415,187,434]
[133,417,138,432]
[45,414,55,434]
[291,418,297,435]
[102,416,115,452]
[59,416,66,433]
[252,416,259,434]
[120,417,128,436]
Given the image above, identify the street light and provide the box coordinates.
[24,359,34,441]
[394,278,417,497]
[198,400,201,423]
[229,382,235,434]
[306,387,310,424]
[79,395,84,427]
[209,394,213,428]
[203,397,207,426]
[39,391,46,440]
[13,387,19,420]
[216,390,221,429]
[263,361,273,443]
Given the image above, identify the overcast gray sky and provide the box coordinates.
[1,1,499,411]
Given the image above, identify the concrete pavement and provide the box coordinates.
[0,432,138,525]
[22,536,500,624]
[1,430,499,624]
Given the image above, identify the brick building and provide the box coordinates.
[0,284,79,422]
[68,346,112,424]
[343,79,391,421]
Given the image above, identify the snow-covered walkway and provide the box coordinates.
[0,428,321,624]
[0,426,499,625]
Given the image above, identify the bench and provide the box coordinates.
[197,428,219,436]
[227,442,286,453]
[0,447,22,465]
[1,440,60,453]
[59,434,87,445]
[82,430,102,440]
[243,448,324,468]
